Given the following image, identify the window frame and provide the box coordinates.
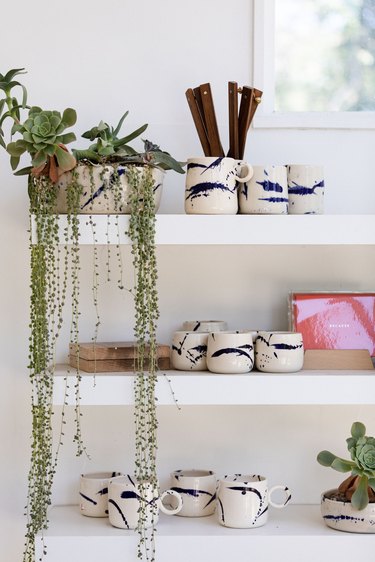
[252,0,375,129]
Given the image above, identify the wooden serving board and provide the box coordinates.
[69,355,171,373]
[69,341,170,361]
[303,349,374,370]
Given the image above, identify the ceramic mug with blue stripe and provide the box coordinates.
[185,157,253,214]
[238,165,288,214]
[170,469,217,517]
[255,331,304,372]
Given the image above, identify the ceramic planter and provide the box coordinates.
[55,163,164,214]
[321,489,375,533]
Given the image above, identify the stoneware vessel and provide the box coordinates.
[108,475,182,529]
[185,157,253,215]
[182,320,228,332]
[55,164,164,214]
[217,474,291,529]
[255,331,304,373]
[171,331,209,371]
[238,165,288,214]
[170,469,217,517]
[79,471,123,517]
[206,331,254,374]
[321,489,375,533]
[287,164,324,214]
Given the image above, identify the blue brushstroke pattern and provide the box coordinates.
[256,180,284,193]
[187,162,207,170]
[288,179,324,196]
[203,492,217,509]
[323,514,365,522]
[200,157,224,174]
[97,487,108,496]
[127,474,135,486]
[211,344,253,362]
[108,499,130,528]
[81,185,105,210]
[258,197,288,203]
[120,490,155,506]
[227,486,262,501]
[171,486,212,498]
[80,492,97,505]
[185,182,235,202]
[272,343,303,350]
[218,498,225,523]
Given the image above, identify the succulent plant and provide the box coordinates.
[317,421,375,510]
[73,111,185,174]
[0,67,28,149]
[7,106,77,182]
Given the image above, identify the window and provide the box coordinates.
[253,0,375,128]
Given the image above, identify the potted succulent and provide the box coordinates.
[2,68,184,562]
[317,421,375,533]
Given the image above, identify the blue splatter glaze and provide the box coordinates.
[81,185,106,210]
[256,180,284,193]
[97,487,108,496]
[288,179,324,196]
[323,514,365,522]
[227,486,262,501]
[171,487,212,498]
[108,499,130,529]
[79,492,97,505]
[211,345,253,362]
[200,157,224,175]
[185,182,235,202]
[272,343,303,350]
[127,474,135,486]
[218,498,225,523]
[187,162,207,171]
[258,196,288,203]
[203,492,217,509]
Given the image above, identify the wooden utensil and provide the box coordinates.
[185,88,211,156]
[199,83,225,157]
[227,81,239,159]
[238,85,254,160]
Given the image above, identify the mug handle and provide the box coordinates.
[234,163,253,183]
[158,489,183,515]
[268,485,292,509]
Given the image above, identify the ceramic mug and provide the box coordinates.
[287,165,324,214]
[170,469,217,517]
[171,331,209,371]
[185,157,253,215]
[238,165,288,214]
[79,471,123,517]
[255,331,304,373]
[217,474,291,528]
[206,331,254,374]
[108,475,183,529]
[182,320,228,332]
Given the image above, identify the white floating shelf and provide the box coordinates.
[31,214,375,245]
[53,366,375,406]
[36,504,374,562]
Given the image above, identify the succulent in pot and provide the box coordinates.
[317,421,375,533]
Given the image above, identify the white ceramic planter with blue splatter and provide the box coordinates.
[55,164,164,214]
[80,471,123,517]
[321,490,375,533]
[170,469,217,517]
[255,331,304,373]
[287,164,324,214]
[185,157,253,214]
[171,331,208,371]
[108,475,183,529]
[238,165,288,214]
[206,331,254,373]
[217,474,291,529]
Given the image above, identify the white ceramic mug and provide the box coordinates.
[217,474,291,528]
[170,469,217,517]
[79,471,123,517]
[108,475,183,529]
[185,157,253,215]
[171,331,209,371]
[182,320,228,332]
[238,165,288,214]
[287,165,324,214]
[255,331,304,372]
[207,331,254,374]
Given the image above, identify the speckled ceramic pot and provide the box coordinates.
[321,489,375,533]
[55,164,164,214]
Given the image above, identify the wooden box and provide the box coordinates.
[69,341,171,373]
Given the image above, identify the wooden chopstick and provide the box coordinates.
[247,87,263,130]
[227,81,239,159]
[199,83,225,157]
[185,88,211,156]
[238,86,254,160]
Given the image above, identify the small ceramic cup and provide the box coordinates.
[206,331,254,374]
[79,471,123,517]
[171,331,209,371]
[170,469,217,517]
[185,157,253,215]
[255,331,304,372]
[182,320,228,332]
[108,475,183,529]
[217,474,291,528]
[238,165,288,214]
[287,165,324,214]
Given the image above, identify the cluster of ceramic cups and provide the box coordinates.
[171,321,304,373]
[184,157,324,215]
[80,469,291,529]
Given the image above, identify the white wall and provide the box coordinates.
[1,1,375,560]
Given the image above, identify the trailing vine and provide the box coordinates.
[127,165,159,561]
